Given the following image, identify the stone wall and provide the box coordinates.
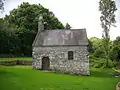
[32,46,89,75]
[116,82,120,90]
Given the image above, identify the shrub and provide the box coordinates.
[116,62,120,69]
[90,55,115,68]
[0,54,16,58]
[0,60,32,66]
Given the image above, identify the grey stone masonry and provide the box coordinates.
[32,46,89,75]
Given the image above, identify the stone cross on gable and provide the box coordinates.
[38,15,44,32]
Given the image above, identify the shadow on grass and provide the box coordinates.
[0,69,17,78]
[0,68,20,90]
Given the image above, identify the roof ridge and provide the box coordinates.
[43,28,86,31]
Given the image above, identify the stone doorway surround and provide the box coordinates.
[41,56,50,70]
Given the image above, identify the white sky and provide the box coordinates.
[0,0,120,40]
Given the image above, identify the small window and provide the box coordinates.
[68,51,73,60]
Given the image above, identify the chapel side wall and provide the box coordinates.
[32,46,89,75]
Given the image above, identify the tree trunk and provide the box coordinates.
[106,55,108,68]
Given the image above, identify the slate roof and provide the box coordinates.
[33,29,88,46]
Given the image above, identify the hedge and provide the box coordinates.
[0,60,32,66]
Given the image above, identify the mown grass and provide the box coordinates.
[0,57,32,61]
[0,66,119,90]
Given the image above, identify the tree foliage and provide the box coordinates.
[89,37,117,68]
[65,23,71,29]
[89,37,105,58]
[0,0,4,11]
[99,0,117,67]
[0,2,65,56]
[0,18,20,55]
[110,36,120,62]
[5,2,64,31]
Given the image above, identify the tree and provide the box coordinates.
[0,18,21,55]
[89,37,105,58]
[99,0,117,67]
[4,2,65,56]
[88,39,93,53]
[5,2,64,31]
[65,23,71,29]
[0,0,5,11]
[110,36,120,62]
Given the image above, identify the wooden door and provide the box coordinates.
[42,57,50,70]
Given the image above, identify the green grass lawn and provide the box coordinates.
[0,66,119,90]
[0,57,32,61]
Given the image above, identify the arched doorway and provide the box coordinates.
[41,56,50,70]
